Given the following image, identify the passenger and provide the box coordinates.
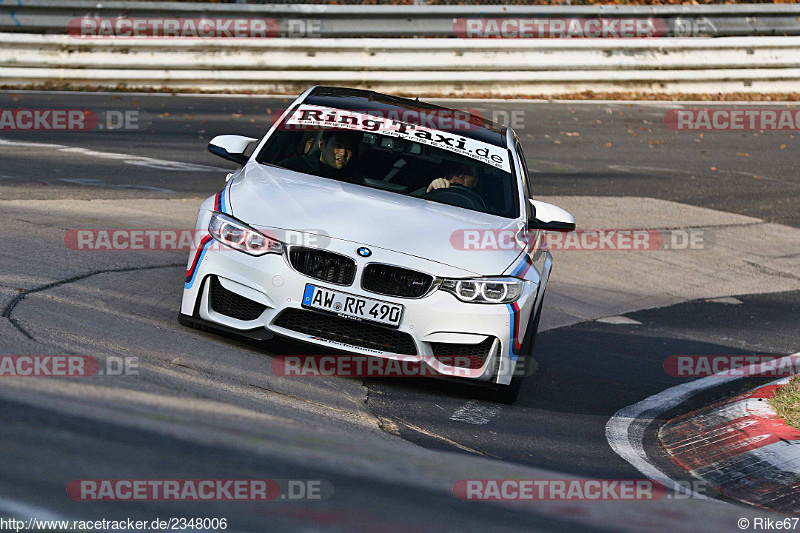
[279,130,363,183]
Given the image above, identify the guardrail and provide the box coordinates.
[3,1,800,37]
[2,2,800,95]
[2,33,799,95]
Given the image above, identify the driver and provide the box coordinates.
[279,129,363,183]
[426,163,479,193]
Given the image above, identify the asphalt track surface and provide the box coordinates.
[0,91,799,532]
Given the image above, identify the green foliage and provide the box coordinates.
[770,376,800,430]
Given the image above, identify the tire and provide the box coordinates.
[487,289,545,405]
[490,373,524,404]
[518,291,544,377]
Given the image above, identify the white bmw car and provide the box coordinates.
[179,86,575,403]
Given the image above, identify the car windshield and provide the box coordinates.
[256,105,518,218]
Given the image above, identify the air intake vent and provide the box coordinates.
[274,308,417,355]
[361,264,433,298]
[209,276,267,321]
[289,248,356,286]
[430,337,496,370]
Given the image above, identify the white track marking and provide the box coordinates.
[450,400,502,425]
[608,165,695,176]
[595,316,643,325]
[0,497,73,523]
[526,159,579,174]
[0,137,228,172]
[705,297,743,305]
[606,352,800,500]
[58,178,175,193]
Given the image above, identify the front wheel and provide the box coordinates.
[488,291,544,404]
[489,373,524,404]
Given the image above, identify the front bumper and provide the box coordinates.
[181,212,543,386]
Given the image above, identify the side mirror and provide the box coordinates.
[208,135,258,165]
[528,199,576,232]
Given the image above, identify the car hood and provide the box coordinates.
[226,164,524,276]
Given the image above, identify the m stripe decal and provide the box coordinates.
[506,301,523,361]
[511,253,533,278]
[213,186,228,214]
[185,235,213,288]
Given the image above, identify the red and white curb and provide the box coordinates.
[606,352,800,504]
[660,377,800,513]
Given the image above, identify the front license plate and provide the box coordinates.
[301,284,403,327]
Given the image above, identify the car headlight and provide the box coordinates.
[208,212,283,256]
[439,277,524,304]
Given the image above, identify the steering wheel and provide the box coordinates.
[424,183,486,211]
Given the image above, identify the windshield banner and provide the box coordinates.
[283,104,511,172]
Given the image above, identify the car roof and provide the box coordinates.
[305,86,508,148]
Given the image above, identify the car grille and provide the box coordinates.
[361,264,434,298]
[430,337,496,370]
[209,276,267,321]
[273,308,417,355]
[289,248,356,286]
